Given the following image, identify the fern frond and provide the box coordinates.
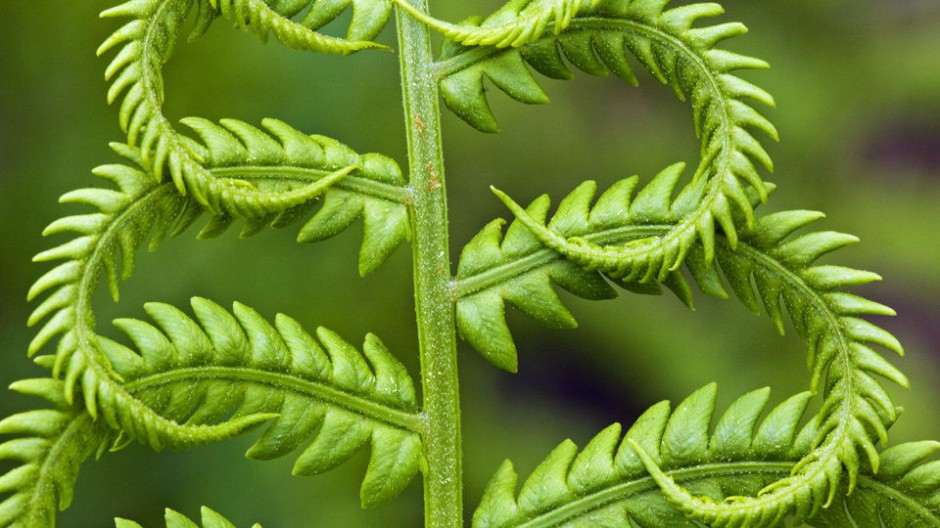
[181,117,412,274]
[28,146,193,381]
[0,379,112,527]
[439,0,775,286]
[456,175,906,525]
[474,385,940,527]
[628,213,905,526]
[28,129,407,455]
[30,128,408,395]
[103,297,423,507]
[210,0,389,53]
[27,145,292,452]
[473,384,818,527]
[454,164,702,371]
[98,0,380,218]
[395,0,598,48]
[116,505,261,528]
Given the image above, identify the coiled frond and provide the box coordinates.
[99,0,223,199]
[181,118,411,274]
[28,145,194,384]
[11,0,927,526]
[27,145,318,452]
[473,384,813,527]
[454,163,704,370]
[30,123,408,385]
[473,385,940,528]
[626,216,906,525]
[0,379,111,528]
[98,0,389,217]
[102,297,423,507]
[395,0,598,48]
[210,0,389,52]
[457,173,906,524]
[116,506,261,528]
[439,0,776,290]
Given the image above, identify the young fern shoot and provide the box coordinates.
[4,0,939,527]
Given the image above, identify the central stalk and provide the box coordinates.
[396,4,463,527]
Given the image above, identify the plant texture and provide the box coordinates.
[3,0,938,526]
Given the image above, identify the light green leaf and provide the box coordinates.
[458,172,906,524]
[473,385,818,527]
[0,380,112,527]
[99,0,402,222]
[111,298,423,507]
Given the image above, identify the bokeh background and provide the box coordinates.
[2,1,939,525]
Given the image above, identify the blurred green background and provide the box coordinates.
[1,1,939,526]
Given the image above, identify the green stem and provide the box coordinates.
[396,3,463,527]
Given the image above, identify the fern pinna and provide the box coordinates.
[3,0,936,527]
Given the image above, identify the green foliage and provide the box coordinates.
[475,385,940,527]
[436,0,778,328]
[478,175,907,525]
[458,165,908,523]
[299,0,394,41]
[178,118,411,274]
[3,0,937,526]
[98,0,388,216]
[103,297,422,507]
[0,380,111,527]
[473,384,814,527]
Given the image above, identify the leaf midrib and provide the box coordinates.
[509,460,940,527]
[515,460,794,528]
[26,413,103,524]
[453,224,670,298]
[210,167,412,203]
[452,225,673,299]
[124,365,424,433]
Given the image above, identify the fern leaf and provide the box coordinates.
[210,0,389,52]
[105,297,423,507]
[116,506,262,528]
[632,439,940,528]
[181,117,412,274]
[395,0,598,49]
[439,0,775,281]
[473,384,816,527]
[98,0,386,218]
[27,132,405,456]
[454,165,700,370]
[27,145,293,452]
[631,212,906,526]
[473,385,940,527]
[28,146,192,381]
[0,379,112,527]
[456,176,906,525]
